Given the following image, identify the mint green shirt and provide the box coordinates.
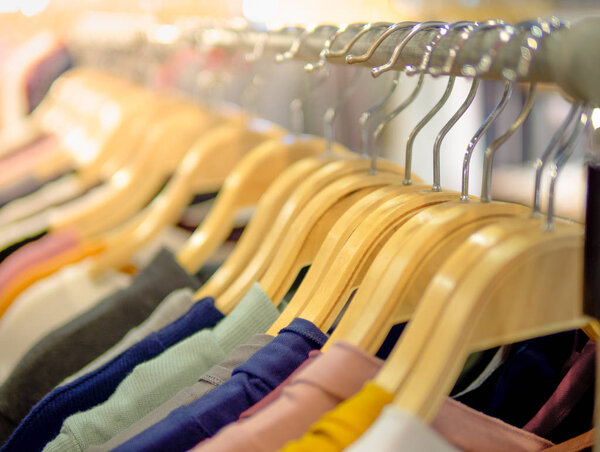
[44,283,278,452]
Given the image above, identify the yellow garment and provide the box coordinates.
[280,382,393,452]
[0,239,105,318]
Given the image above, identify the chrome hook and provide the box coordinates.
[371,21,450,77]
[369,22,450,175]
[346,21,418,64]
[431,21,482,191]
[546,107,589,231]
[532,102,582,215]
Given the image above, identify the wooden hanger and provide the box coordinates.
[325,83,536,353]
[363,96,585,395]
[176,134,346,276]
[215,157,408,314]
[379,108,592,422]
[330,20,564,353]
[389,218,587,422]
[180,23,397,283]
[276,24,492,333]
[193,150,350,301]
[88,116,287,276]
[49,102,219,239]
[261,23,459,324]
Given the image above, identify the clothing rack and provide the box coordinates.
[69,17,600,104]
[70,16,600,319]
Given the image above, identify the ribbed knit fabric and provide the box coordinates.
[92,334,274,451]
[0,248,201,443]
[114,318,328,452]
[43,283,279,452]
[2,298,223,452]
[61,288,196,385]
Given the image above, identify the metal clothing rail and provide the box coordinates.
[69,16,600,105]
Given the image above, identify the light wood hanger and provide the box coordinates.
[176,25,360,276]
[215,157,407,314]
[327,85,536,353]
[88,117,287,277]
[181,24,396,285]
[274,23,490,334]
[379,108,592,422]
[50,103,219,239]
[366,93,585,399]
[262,23,456,326]
[195,154,332,300]
[324,23,539,352]
[390,219,587,422]
[176,134,349,276]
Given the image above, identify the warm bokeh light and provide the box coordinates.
[0,0,49,16]
[242,0,279,24]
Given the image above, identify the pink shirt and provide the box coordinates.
[194,341,561,452]
[0,228,79,294]
[195,341,381,452]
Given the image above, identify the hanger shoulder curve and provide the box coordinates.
[373,217,550,397]
[392,222,586,423]
[216,158,407,315]
[327,200,529,353]
[195,156,327,301]
[176,135,332,274]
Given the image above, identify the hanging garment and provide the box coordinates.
[1,297,224,452]
[60,287,197,385]
[196,341,380,452]
[523,339,596,443]
[0,248,202,442]
[0,258,132,383]
[112,318,328,452]
[42,284,281,452]
[344,406,459,452]
[93,334,273,451]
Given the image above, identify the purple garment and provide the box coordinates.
[523,339,596,440]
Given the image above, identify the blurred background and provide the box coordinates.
[0,0,599,219]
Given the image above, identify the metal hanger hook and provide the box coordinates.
[371,21,450,78]
[532,102,582,216]
[345,21,418,65]
[275,25,337,134]
[479,18,559,201]
[431,22,483,191]
[403,21,481,185]
[546,107,589,231]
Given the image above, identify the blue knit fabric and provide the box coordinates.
[2,297,223,452]
[114,318,328,452]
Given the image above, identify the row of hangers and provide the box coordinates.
[5,17,597,429]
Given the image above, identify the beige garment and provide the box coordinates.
[0,258,131,384]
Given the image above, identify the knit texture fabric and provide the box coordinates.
[92,334,273,451]
[2,298,223,452]
[43,283,279,452]
[115,318,328,452]
[0,248,201,443]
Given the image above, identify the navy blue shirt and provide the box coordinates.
[2,298,223,452]
[114,318,328,452]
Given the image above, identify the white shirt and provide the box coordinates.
[345,406,459,452]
